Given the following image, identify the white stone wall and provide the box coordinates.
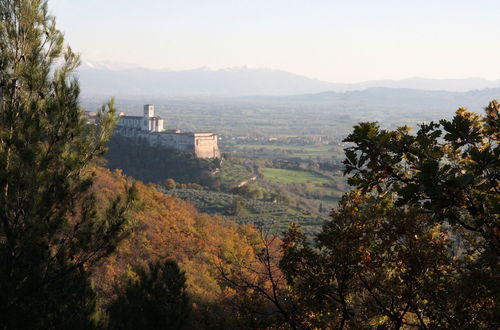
[141,118,149,131]
[157,118,164,132]
[119,117,142,129]
[144,104,155,118]
[194,134,221,158]
[114,127,220,158]
[115,105,220,158]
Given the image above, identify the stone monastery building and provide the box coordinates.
[116,104,220,159]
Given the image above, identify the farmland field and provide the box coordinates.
[262,167,332,185]
[216,161,254,189]
[162,188,328,236]
[226,143,345,160]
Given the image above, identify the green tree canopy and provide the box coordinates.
[0,0,136,328]
[281,192,497,329]
[277,104,499,329]
[343,103,499,256]
[108,260,191,330]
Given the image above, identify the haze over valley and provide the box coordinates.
[3,0,498,328]
[79,61,500,97]
[80,61,500,139]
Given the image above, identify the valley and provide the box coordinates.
[97,87,498,237]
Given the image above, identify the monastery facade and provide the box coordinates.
[116,104,220,159]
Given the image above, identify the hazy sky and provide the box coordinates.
[50,0,500,83]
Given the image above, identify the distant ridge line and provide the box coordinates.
[78,62,500,97]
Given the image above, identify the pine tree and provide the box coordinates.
[0,1,136,328]
[108,260,191,330]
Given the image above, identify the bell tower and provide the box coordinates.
[143,104,155,118]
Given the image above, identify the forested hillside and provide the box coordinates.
[90,167,273,328]
[105,135,219,186]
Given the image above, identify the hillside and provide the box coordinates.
[162,188,328,236]
[91,167,267,327]
[105,135,219,186]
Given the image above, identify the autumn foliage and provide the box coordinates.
[90,167,273,327]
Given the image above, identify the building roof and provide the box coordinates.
[121,115,163,120]
[193,132,216,136]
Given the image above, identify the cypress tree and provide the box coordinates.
[0,1,136,328]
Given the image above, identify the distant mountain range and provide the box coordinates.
[263,87,500,111]
[77,61,500,97]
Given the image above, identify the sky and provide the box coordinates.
[49,0,500,83]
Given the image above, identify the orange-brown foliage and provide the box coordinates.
[90,167,263,308]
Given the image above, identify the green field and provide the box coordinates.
[262,167,332,185]
[228,143,344,160]
[216,161,254,189]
